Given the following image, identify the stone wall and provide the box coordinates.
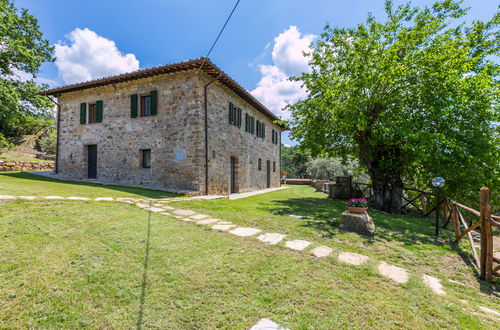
[0,161,54,172]
[56,69,282,195]
[204,76,281,195]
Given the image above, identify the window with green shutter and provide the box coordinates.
[131,94,138,118]
[262,124,266,139]
[150,90,158,115]
[251,117,255,134]
[256,120,260,137]
[80,103,86,124]
[229,102,234,124]
[96,100,103,123]
[237,108,242,128]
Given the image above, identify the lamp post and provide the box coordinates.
[432,177,445,236]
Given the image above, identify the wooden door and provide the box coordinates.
[87,145,97,179]
[230,157,237,193]
[266,160,271,188]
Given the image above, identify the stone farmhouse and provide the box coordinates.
[41,58,284,195]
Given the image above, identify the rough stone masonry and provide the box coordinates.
[43,59,283,195]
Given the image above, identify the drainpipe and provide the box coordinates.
[43,94,60,174]
[203,73,222,195]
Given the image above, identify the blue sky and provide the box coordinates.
[14,0,498,145]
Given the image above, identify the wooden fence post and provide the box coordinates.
[479,187,493,282]
[452,205,461,240]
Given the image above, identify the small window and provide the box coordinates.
[258,158,262,171]
[88,103,97,123]
[141,149,151,168]
[140,95,152,116]
[273,161,276,172]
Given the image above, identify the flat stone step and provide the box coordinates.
[45,196,64,199]
[19,196,36,200]
[479,306,500,317]
[148,207,165,212]
[338,252,369,265]
[310,245,333,258]
[250,318,289,330]
[257,233,286,245]
[95,197,114,201]
[229,227,262,237]
[285,240,312,251]
[136,202,150,208]
[189,214,209,220]
[0,195,16,199]
[422,274,445,295]
[197,218,220,225]
[377,262,409,284]
[66,196,91,200]
[212,224,236,231]
[173,209,196,216]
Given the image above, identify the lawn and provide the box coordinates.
[0,172,180,198]
[0,175,499,328]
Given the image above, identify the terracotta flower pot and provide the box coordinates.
[347,206,368,214]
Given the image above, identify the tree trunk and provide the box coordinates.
[370,171,404,213]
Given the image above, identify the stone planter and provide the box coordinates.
[347,206,368,214]
[340,211,376,236]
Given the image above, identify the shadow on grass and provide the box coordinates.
[0,172,182,199]
[268,196,452,248]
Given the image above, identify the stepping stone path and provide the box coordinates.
[4,193,457,299]
[378,262,409,284]
[257,233,286,245]
[212,224,237,231]
[250,318,289,330]
[173,209,196,216]
[229,227,262,237]
[197,218,220,225]
[422,274,445,295]
[310,245,333,258]
[285,240,312,251]
[338,252,369,266]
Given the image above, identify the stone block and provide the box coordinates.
[339,211,375,236]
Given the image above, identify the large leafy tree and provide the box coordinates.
[0,0,54,147]
[288,0,499,213]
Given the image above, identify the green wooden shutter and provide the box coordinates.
[150,90,158,115]
[96,100,103,123]
[237,108,242,128]
[131,94,138,118]
[80,103,86,124]
[262,124,266,139]
[251,117,255,134]
[229,102,233,124]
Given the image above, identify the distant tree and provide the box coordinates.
[0,0,54,148]
[288,0,499,212]
[306,158,359,180]
[280,145,311,177]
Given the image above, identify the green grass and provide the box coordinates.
[0,177,499,328]
[0,172,181,198]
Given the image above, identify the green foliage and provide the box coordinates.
[0,0,54,141]
[280,145,311,176]
[0,133,14,151]
[36,128,57,155]
[288,0,499,207]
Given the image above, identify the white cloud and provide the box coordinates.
[251,26,315,120]
[54,28,139,84]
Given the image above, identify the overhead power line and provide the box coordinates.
[198,0,241,70]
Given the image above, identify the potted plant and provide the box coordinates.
[347,198,369,213]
